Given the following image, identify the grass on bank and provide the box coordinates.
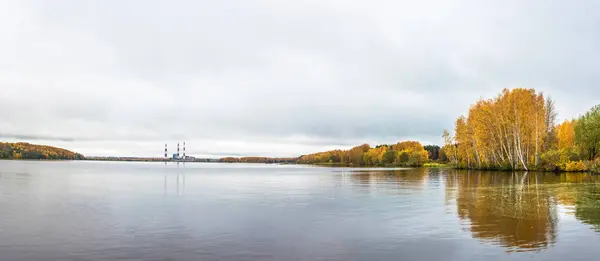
[423,162,449,168]
[311,161,449,168]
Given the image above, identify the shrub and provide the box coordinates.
[540,149,561,171]
[560,147,582,163]
[565,161,588,172]
[381,150,398,164]
[585,158,600,173]
[397,151,409,163]
[407,150,428,166]
[423,162,447,168]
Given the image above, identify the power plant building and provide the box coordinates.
[166,142,187,161]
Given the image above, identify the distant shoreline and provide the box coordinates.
[84,157,220,163]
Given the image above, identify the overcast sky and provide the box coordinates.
[2,0,600,157]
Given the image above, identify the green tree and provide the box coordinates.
[397,151,409,163]
[408,150,428,166]
[381,150,398,164]
[424,145,440,160]
[575,105,600,160]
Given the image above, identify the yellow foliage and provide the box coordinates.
[556,120,575,150]
[448,88,547,170]
[297,141,428,166]
[565,161,587,172]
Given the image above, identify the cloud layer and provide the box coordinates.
[2,0,600,157]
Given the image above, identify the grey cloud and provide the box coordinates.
[0,134,76,142]
[2,0,600,156]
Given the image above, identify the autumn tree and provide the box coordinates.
[297,141,428,167]
[347,144,370,165]
[556,120,576,150]
[446,88,547,170]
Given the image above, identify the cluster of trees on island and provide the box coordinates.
[295,141,431,167]
[219,142,441,167]
[442,88,600,172]
[0,142,84,160]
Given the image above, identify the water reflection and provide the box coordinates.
[163,163,186,196]
[343,168,431,197]
[443,170,600,252]
[574,185,600,231]
[348,168,428,186]
[447,171,558,252]
[347,169,600,252]
[549,175,600,232]
[6,161,600,260]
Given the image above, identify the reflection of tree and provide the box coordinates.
[427,168,442,188]
[551,173,598,206]
[346,169,429,195]
[349,169,428,187]
[450,171,558,252]
[574,185,600,232]
[345,168,600,248]
[393,168,428,188]
[540,173,600,231]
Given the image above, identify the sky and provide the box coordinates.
[2,0,600,158]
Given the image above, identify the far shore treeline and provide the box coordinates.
[220,142,441,167]
[296,141,431,167]
[0,142,84,160]
[442,88,600,173]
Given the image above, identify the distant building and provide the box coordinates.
[172,153,178,159]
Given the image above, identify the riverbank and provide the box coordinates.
[445,160,600,174]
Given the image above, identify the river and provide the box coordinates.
[1,160,599,260]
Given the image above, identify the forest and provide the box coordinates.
[442,88,600,172]
[0,142,85,160]
[296,141,431,167]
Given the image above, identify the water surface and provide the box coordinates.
[1,161,600,260]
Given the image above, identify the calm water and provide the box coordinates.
[2,161,600,260]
